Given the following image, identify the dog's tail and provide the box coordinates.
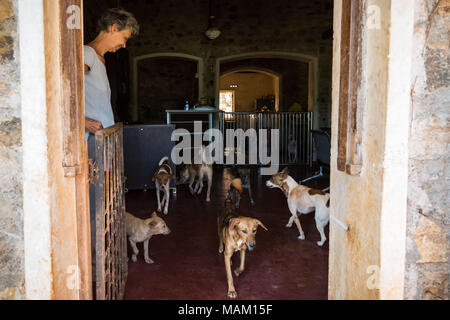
[159,156,169,166]
[225,178,243,204]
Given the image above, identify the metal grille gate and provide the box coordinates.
[94,123,128,300]
[219,112,313,166]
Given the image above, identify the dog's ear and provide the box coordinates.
[144,218,157,227]
[152,175,156,182]
[148,220,158,227]
[228,218,240,231]
[145,212,158,226]
[278,167,289,179]
[254,219,268,231]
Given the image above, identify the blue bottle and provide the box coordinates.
[185,100,189,110]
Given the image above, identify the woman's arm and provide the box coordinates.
[85,117,103,134]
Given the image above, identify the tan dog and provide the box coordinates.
[126,211,170,264]
[266,167,330,246]
[152,156,175,214]
[177,146,213,202]
[217,180,268,298]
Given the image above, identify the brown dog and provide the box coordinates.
[126,211,171,264]
[217,179,268,298]
[152,156,175,215]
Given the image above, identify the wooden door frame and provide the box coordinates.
[328,0,414,299]
[20,0,92,299]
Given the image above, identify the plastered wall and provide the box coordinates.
[329,0,392,299]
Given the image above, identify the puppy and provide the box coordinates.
[126,211,171,264]
[218,180,268,298]
[177,146,213,202]
[152,156,175,214]
[266,167,330,246]
[228,166,255,207]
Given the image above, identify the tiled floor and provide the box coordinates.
[123,165,329,300]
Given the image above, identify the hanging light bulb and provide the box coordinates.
[205,15,221,40]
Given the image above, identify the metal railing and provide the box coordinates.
[94,123,127,300]
[219,112,313,166]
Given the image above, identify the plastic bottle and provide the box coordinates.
[185,100,189,110]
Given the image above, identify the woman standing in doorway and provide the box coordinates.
[84,8,139,257]
[84,8,139,138]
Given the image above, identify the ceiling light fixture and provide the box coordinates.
[205,0,221,40]
[206,16,221,40]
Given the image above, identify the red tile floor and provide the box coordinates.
[123,165,329,300]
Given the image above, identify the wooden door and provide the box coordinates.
[60,0,93,299]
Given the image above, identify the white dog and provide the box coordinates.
[126,211,170,264]
[152,156,175,214]
[266,167,330,246]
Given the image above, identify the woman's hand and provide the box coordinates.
[85,118,103,134]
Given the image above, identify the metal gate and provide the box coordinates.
[219,112,313,166]
[94,123,128,300]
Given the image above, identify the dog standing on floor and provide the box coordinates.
[177,146,213,202]
[126,211,170,264]
[218,179,268,298]
[228,166,255,207]
[266,167,330,246]
[152,156,175,215]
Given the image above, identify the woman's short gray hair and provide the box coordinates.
[97,8,139,37]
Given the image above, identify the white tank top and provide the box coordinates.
[84,45,115,140]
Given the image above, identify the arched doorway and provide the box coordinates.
[219,68,281,112]
[215,52,318,124]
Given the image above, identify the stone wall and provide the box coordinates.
[405,0,449,300]
[84,0,333,126]
[138,57,199,123]
[0,0,24,300]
